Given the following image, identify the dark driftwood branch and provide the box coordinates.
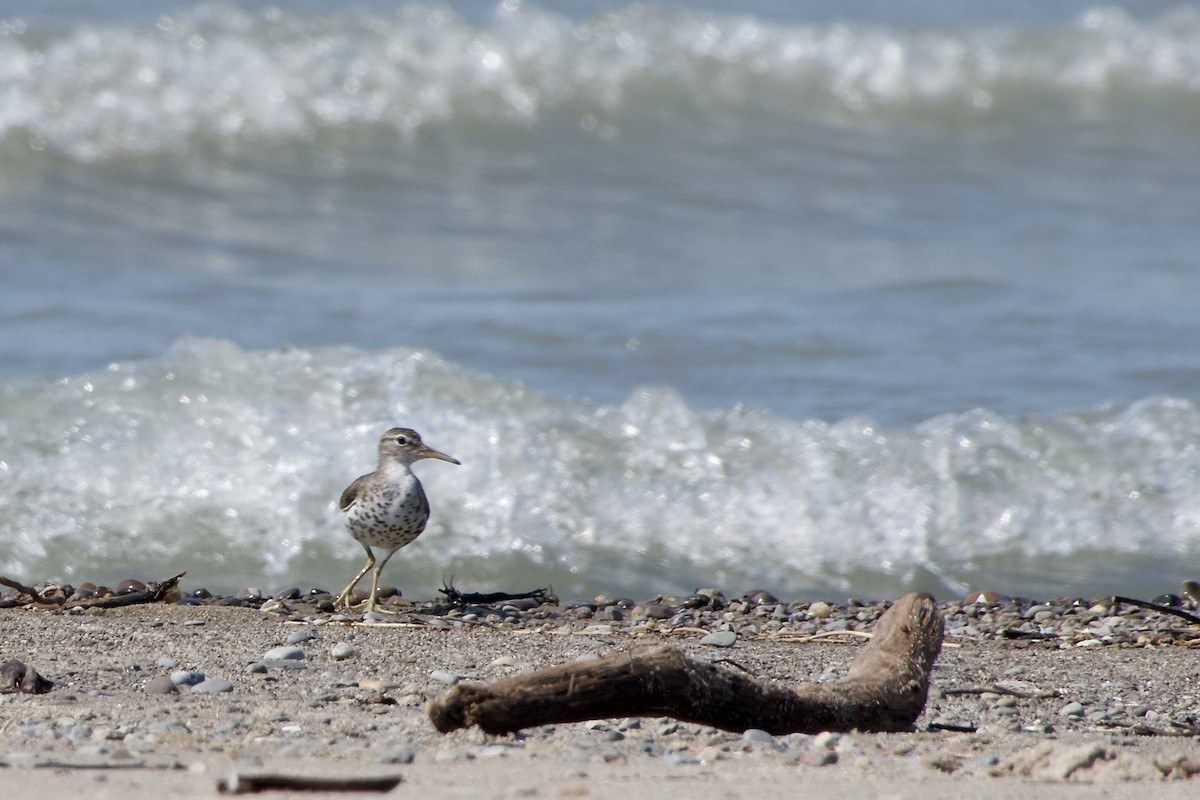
[429,592,943,735]
[1112,595,1200,626]
[0,576,52,603]
[0,572,186,609]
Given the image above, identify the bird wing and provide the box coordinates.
[339,475,369,512]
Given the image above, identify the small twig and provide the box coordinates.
[32,758,147,769]
[767,630,874,644]
[927,721,978,733]
[218,772,402,794]
[941,684,1057,700]
[710,657,755,674]
[1090,719,1200,737]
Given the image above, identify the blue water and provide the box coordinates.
[2,1,1200,601]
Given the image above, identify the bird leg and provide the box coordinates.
[334,547,376,610]
[362,549,400,615]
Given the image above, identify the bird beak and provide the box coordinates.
[419,446,460,465]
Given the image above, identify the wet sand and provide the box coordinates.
[2,595,1199,797]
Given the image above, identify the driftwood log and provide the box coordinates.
[429,591,943,736]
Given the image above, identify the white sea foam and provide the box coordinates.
[2,337,1198,600]
[1,4,1199,161]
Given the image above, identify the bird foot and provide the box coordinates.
[334,596,399,616]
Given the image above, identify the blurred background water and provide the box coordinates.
[3,1,1200,601]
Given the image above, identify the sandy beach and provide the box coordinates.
[2,593,1200,798]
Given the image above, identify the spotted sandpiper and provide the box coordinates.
[334,427,459,613]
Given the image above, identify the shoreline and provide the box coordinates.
[2,594,1199,797]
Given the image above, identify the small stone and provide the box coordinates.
[170,670,205,686]
[639,604,674,620]
[811,731,840,749]
[742,728,783,751]
[156,656,179,669]
[479,744,513,758]
[331,642,359,661]
[143,676,179,695]
[191,678,234,694]
[1182,580,1200,604]
[798,749,838,766]
[699,630,737,648]
[664,753,699,765]
[430,670,460,686]
[962,590,1009,605]
[285,630,316,644]
[1059,701,1086,718]
[779,733,811,749]
[379,748,416,764]
[808,601,832,619]
[490,655,518,667]
[262,645,304,662]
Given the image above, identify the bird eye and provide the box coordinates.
[395,435,408,445]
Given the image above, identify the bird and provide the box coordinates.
[334,427,459,613]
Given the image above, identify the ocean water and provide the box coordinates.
[3,1,1200,601]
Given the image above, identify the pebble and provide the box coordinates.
[191,678,235,694]
[699,630,737,648]
[170,670,206,686]
[741,728,783,751]
[664,752,699,765]
[480,744,516,758]
[144,675,179,695]
[117,578,146,594]
[286,630,316,644]
[811,731,840,749]
[798,749,838,767]
[807,601,832,619]
[430,670,461,686]
[156,656,179,669]
[331,642,359,660]
[263,645,304,662]
[379,748,416,764]
[1059,701,1086,718]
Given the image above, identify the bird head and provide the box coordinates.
[378,427,460,467]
